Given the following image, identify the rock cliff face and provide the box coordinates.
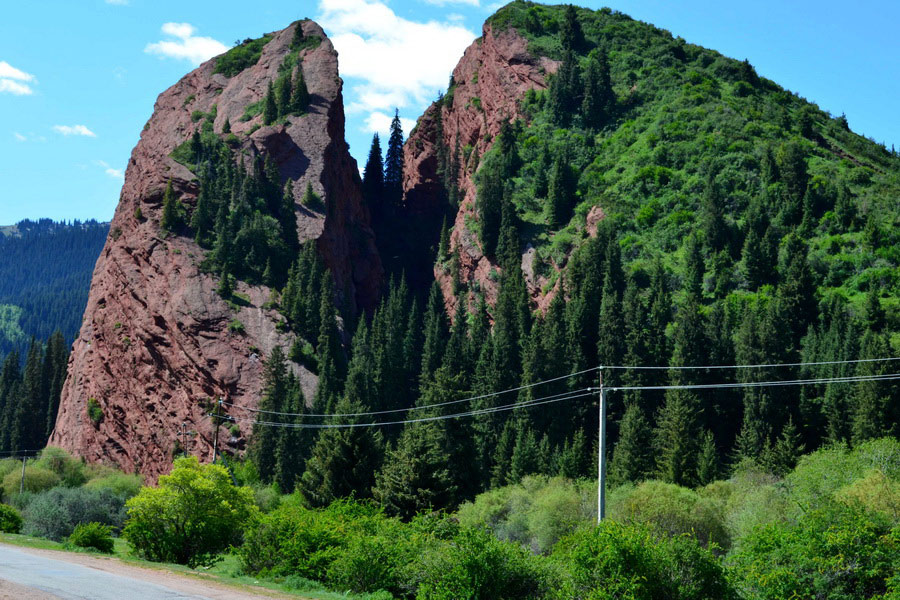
[402,24,558,314]
[50,21,381,479]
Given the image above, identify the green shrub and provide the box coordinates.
[34,447,87,487]
[415,526,557,600]
[0,504,22,533]
[68,522,114,553]
[123,457,257,567]
[214,35,273,77]
[23,487,127,541]
[554,521,737,600]
[83,472,144,500]
[730,502,898,600]
[608,480,730,549]
[228,319,245,334]
[457,476,594,553]
[2,466,60,498]
[87,398,103,424]
[240,498,384,580]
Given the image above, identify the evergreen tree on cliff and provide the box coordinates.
[383,110,405,209]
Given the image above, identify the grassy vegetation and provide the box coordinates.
[214,34,274,78]
[479,1,899,313]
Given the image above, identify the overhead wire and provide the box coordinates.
[209,372,899,430]
[218,356,899,420]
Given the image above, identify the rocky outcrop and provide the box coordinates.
[402,24,558,315]
[50,21,381,479]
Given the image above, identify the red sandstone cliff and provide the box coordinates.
[50,21,381,479]
[401,24,558,315]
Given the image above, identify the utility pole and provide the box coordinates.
[179,422,195,458]
[597,369,607,524]
[212,398,222,463]
[19,455,26,495]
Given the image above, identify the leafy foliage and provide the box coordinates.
[0,504,22,533]
[214,34,274,78]
[123,457,258,567]
[67,522,114,553]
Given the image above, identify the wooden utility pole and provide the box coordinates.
[19,455,26,495]
[212,398,222,463]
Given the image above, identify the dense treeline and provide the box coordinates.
[0,219,107,359]
[0,332,68,452]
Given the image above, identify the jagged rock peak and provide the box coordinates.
[50,19,381,479]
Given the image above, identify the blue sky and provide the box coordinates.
[1,0,897,225]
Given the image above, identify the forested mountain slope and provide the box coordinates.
[0,219,108,358]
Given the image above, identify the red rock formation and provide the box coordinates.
[402,24,559,316]
[49,21,381,479]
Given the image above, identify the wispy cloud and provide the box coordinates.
[363,111,417,136]
[13,132,26,142]
[95,160,124,180]
[317,0,474,130]
[105,0,129,4]
[53,125,97,137]
[145,23,228,65]
[0,60,36,95]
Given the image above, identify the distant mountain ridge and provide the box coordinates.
[0,219,109,358]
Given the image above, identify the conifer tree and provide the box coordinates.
[263,81,278,125]
[251,346,288,484]
[609,403,652,486]
[273,374,307,493]
[477,159,503,257]
[695,430,719,485]
[549,50,582,127]
[560,4,585,53]
[298,396,383,507]
[313,272,344,412]
[852,331,896,443]
[765,418,804,477]
[42,330,67,438]
[420,282,449,387]
[276,72,292,117]
[12,340,43,451]
[582,49,614,129]
[556,429,590,479]
[683,233,704,299]
[546,154,576,229]
[436,217,451,263]
[160,180,179,232]
[280,181,299,254]
[384,109,405,208]
[361,134,384,213]
[700,170,729,252]
[290,67,309,114]
[508,424,543,483]
[653,389,699,487]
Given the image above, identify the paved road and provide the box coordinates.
[0,545,212,600]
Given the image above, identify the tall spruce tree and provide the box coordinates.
[298,396,383,507]
[383,109,405,208]
[263,81,278,125]
[582,49,614,129]
[251,346,289,483]
[362,134,384,213]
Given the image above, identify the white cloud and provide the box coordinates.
[144,22,228,65]
[423,0,479,6]
[317,0,474,122]
[0,61,36,95]
[0,79,32,95]
[364,111,417,137]
[95,160,124,180]
[53,125,97,137]
[105,0,129,4]
[13,132,26,142]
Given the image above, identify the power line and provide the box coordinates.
[604,372,900,392]
[211,388,595,430]
[210,372,899,430]
[219,356,899,420]
[604,356,900,371]
[219,365,603,418]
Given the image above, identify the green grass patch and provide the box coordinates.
[214,35,274,78]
